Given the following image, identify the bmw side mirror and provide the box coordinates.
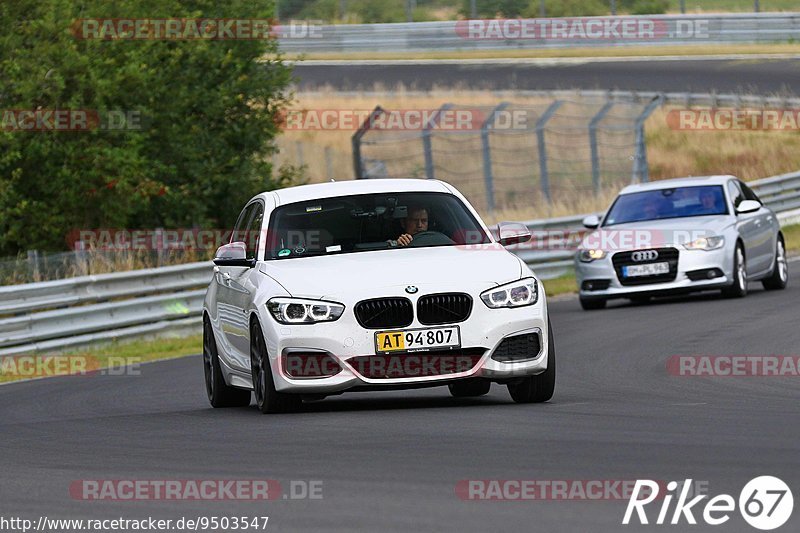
[736,200,761,214]
[213,242,254,267]
[497,222,531,246]
[582,215,600,229]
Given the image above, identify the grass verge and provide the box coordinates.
[0,334,202,385]
[782,223,800,254]
[542,273,578,297]
[292,43,800,62]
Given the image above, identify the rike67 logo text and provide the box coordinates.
[623,477,793,530]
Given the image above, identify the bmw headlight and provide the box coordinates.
[267,298,345,324]
[579,249,607,262]
[683,236,725,251]
[481,278,538,309]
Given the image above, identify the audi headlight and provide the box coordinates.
[481,278,538,309]
[579,249,607,262]
[267,298,345,324]
[683,236,724,251]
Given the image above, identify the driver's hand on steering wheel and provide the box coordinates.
[397,233,413,247]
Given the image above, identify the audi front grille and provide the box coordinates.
[612,247,679,286]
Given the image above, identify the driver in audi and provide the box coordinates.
[391,206,428,247]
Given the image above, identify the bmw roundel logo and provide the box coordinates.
[405,286,418,294]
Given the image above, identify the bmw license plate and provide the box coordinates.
[375,326,461,354]
[622,262,670,277]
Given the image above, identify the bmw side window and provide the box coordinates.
[739,181,762,204]
[232,204,254,243]
[245,203,264,260]
[728,181,744,209]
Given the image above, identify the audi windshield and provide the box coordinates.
[603,185,728,227]
[266,192,491,259]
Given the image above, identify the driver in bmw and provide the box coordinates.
[392,206,428,247]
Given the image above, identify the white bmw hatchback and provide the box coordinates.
[203,179,554,413]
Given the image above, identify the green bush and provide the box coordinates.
[461,0,530,18]
[524,0,609,17]
[620,0,670,14]
[0,0,294,255]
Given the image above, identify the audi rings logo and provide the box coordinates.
[631,250,659,262]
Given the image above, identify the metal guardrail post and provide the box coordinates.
[536,100,563,204]
[632,95,664,184]
[423,103,452,180]
[589,101,614,196]
[480,102,509,213]
[352,106,384,179]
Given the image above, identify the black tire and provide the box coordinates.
[203,316,251,408]
[762,236,788,291]
[250,321,302,414]
[448,378,491,398]
[722,243,747,298]
[507,320,556,403]
[580,297,606,310]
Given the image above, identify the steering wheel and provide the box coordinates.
[408,231,455,247]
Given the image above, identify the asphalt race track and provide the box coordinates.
[293,58,800,95]
[1,269,798,532]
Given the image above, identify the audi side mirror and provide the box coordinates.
[496,222,531,247]
[213,242,254,267]
[736,200,761,215]
[582,215,600,229]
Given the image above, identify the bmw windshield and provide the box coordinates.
[603,185,728,227]
[265,192,491,260]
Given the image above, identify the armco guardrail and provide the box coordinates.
[278,13,800,54]
[1,171,799,355]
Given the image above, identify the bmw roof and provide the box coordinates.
[265,178,452,206]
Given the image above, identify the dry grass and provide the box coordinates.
[277,89,800,221]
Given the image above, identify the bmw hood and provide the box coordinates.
[259,244,524,300]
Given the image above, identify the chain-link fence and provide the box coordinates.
[353,93,662,213]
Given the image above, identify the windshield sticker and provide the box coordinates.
[278,249,291,257]
[306,205,322,212]
[326,245,341,253]
[294,246,306,254]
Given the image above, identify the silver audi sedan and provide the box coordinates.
[575,175,788,310]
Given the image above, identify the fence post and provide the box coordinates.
[27,250,40,281]
[589,100,614,196]
[535,100,563,204]
[539,0,546,17]
[680,0,685,14]
[325,146,334,181]
[632,95,664,184]
[423,103,453,180]
[352,106,384,179]
[295,141,304,167]
[610,0,616,16]
[480,102,510,213]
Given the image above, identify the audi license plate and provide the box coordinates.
[375,326,461,354]
[622,262,670,277]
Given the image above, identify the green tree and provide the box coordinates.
[0,0,294,255]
